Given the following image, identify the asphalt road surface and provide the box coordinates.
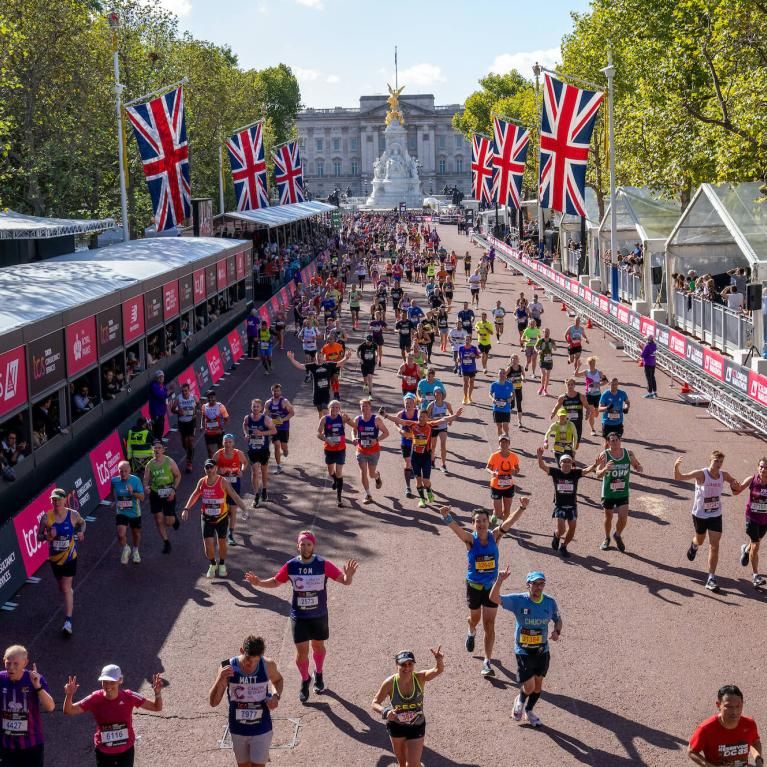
[5,224,767,767]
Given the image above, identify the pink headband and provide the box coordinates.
[297,531,316,545]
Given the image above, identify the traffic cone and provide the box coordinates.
[527,277,533,286]
[637,357,644,367]
[680,381,693,394]
[561,302,567,312]
[586,317,593,329]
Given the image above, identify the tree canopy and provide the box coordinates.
[0,0,302,235]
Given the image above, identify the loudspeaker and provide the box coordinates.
[746,282,762,311]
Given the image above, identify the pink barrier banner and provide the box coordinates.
[668,329,687,358]
[177,366,200,397]
[205,347,224,384]
[0,345,28,418]
[616,305,630,325]
[749,371,767,406]
[703,348,725,381]
[227,330,244,363]
[89,431,124,501]
[13,485,56,577]
[639,316,656,338]
[258,306,269,322]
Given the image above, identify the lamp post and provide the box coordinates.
[532,61,543,258]
[601,50,618,301]
[108,11,130,242]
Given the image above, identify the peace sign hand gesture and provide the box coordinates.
[64,675,79,697]
[430,645,444,663]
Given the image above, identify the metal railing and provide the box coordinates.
[618,268,644,301]
[673,291,753,355]
[564,249,580,275]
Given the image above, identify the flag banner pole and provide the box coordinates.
[124,76,189,107]
[229,118,263,137]
[539,67,602,92]
[490,112,529,130]
[271,139,296,152]
[472,131,493,141]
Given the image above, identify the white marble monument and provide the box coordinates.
[364,85,423,209]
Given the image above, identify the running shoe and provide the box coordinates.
[642,392,654,398]
[173,517,180,531]
[753,574,766,588]
[253,494,260,508]
[313,673,325,693]
[337,499,343,508]
[275,465,283,474]
[120,545,131,565]
[299,679,311,703]
[427,489,435,503]
[162,539,171,555]
[465,633,475,652]
[206,564,217,578]
[261,489,269,503]
[551,533,560,551]
[405,489,414,498]
[132,549,141,564]
[242,509,249,521]
[600,538,610,551]
[740,542,750,567]
[560,545,570,558]
[218,564,228,577]
[481,660,495,677]
[591,430,598,437]
[512,695,525,721]
[227,531,237,546]
[363,494,373,504]
[417,498,426,508]
[705,575,719,592]
[441,465,448,474]
[687,543,698,561]
[62,619,73,637]
[525,710,542,727]
[375,474,383,489]
[613,533,626,553]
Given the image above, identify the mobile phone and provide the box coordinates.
[220,660,230,668]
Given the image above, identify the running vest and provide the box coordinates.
[323,414,346,451]
[200,477,227,523]
[390,675,425,726]
[585,369,602,397]
[691,469,724,518]
[429,401,448,431]
[400,364,419,391]
[176,394,197,423]
[246,414,268,451]
[266,397,289,431]
[601,449,631,500]
[507,366,524,390]
[286,555,330,619]
[203,404,225,435]
[410,423,432,454]
[567,326,584,346]
[747,476,767,523]
[148,458,175,494]
[467,531,499,588]
[398,409,418,448]
[227,656,272,736]
[46,509,77,564]
[562,393,584,426]
[355,415,380,453]
[217,451,242,481]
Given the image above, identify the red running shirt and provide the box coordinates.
[688,715,760,765]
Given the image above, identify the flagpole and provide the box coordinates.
[601,50,618,301]
[124,77,189,108]
[533,62,544,258]
[218,138,226,216]
[539,66,602,91]
[108,12,130,242]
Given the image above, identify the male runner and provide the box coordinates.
[492,300,506,341]
[111,461,144,565]
[356,335,378,396]
[489,368,514,439]
[448,320,467,375]
[286,350,351,414]
[353,398,389,504]
[550,379,591,446]
[243,400,277,507]
[202,389,230,458]
[565,316,589,373]
[172,381,199,472]
[143,441,181,554]
[599,378,630,439]
[458,335,481,405]
[475,312,494,375]
[214,434,249,544]
[265,384,294,474]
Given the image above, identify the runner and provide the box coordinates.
[243,531,358,703]
[475,312,494,375]
[274,310,287,351]
[349,285,363,330]
[489,368,514,439]
[298,318,320,382]
[390,279,405,321]
[687,685,763,767]
[595,433,644,552]
[457,301,475,336]
[356,335,378,396]
[143,441,181,554]
[674,451,739,592]
[368,310,388,367]
[416,368,447,412]
[395,316,415,362]
[535,326,556,394]
[257,318,274,375]
[0,645,54,765]
[286,350,350,415]
[265,384,294,474]
[209,635,283,767]
[172,381,199,472]
[243,400,277,508]
[111,461,144,566]
[320,334,345,399]
[214,434,249,544]
[371,647,444,767]
[505,354,526,429]
[543,408,578,462]
[489,569,563,728]
[529,294,544,326]
[426,388,454,473]
[202,389,230,458]
[492,300,506,341]
[63,665,163,767]
[522,319,541,378]
[732,458,767,588]
[317,400,356,507]
[576,356,607,436]
[381,406,462,508]
[181,458,248,578]
[515,300,529,347]
[353,398,389,504]
[550,378,591,446]
[598,377,631,439]
[436,306,450,351]
[536,447,601,558]
[565,316,589,373]
[486,436,521,521]
[468,268,482,307]
[458,335,481,405]
[438,501,528,676]
[463,250,472,279]
[391,393,419,498]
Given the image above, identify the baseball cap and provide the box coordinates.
[50,488,67,500]
[97,664,123,682]
[526,571,546,584]
[498,434,511,443]
[204,458,216,469]
[403,392,416,400]
[559,453,574,464]
[557,407,569,417]
[395,651,416,665]
[223,433,235,441]
[366,334,373,341]
[154,370,164,379]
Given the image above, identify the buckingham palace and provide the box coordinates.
[296,93,471,200]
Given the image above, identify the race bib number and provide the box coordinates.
[157,487,173,498]
[497,476,513,488]
[116,500,133,509]
[326,435,341,446]
[271,417,283,426]
[404,376,415,386]
[359,438,374,448]
[52,538,71,551]
[99,724,129,747]
[608,411,620,420]
[568,411,579,421]
[494,399,507,407]
[751,501,767,513]
[2,716,28,733]
[206,420,219,430]
[519,629,543,646]
[297,595,319,608]
[703,497,720,512]
[234,707,263,722]
[556,481,575,494]
[610,480,626,492]
[542,354,552,363]
[317,379,328,388]
[203,501,221,517]
[249,437,265,449]
[397,711,422,724]
[475,556,496,572]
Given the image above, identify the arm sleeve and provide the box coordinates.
[324,560,344,581]
[78,692,97,712]
[274,564,290,584]
[687,722,706,752]
[127,690,146,708]
[499,593,518,612]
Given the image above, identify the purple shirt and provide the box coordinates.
[0,670,49,750]
[148,381,168,418]
[640,341,657,367]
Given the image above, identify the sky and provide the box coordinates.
[157,0,592,108]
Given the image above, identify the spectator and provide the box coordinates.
[33,397,61,440]
[102,369,122,400]
[721,285,745,312]
[72,384,95,418]
[728,266,749,295]
[148,370,169,441]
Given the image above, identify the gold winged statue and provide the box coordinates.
[386,83,405,126]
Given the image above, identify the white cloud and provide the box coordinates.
[294,68,340,85]
[392,63,446,87]
[488,48,560,77]
[296,0,324,8]
[156,0,192,16]
[325,74,340,84]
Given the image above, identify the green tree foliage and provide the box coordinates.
[0,0,301,234]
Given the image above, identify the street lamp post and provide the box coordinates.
[108,11,130,242]
[532,61,544,259]
[601,51,618,301]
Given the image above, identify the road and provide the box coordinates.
[5,223,767,767]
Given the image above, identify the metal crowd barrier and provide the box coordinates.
[673,291,753,356]
[618,268,644,301]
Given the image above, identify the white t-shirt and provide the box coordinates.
[448,328,467,351]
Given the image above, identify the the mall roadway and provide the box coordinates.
[5,224,767,767]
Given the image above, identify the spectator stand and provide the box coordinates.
[596,187,680,308]
[666,182,765,360]
[558,186,600,277]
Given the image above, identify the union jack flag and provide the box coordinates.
[539,72,603,216]
[126,87,191,231]
[273,141,305,204]
[226,121,269,211]
[491,117,529,210]
[471,134,494,204]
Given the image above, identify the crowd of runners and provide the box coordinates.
[3,211,765,767]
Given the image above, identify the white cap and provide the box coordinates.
[97,664,123,682]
